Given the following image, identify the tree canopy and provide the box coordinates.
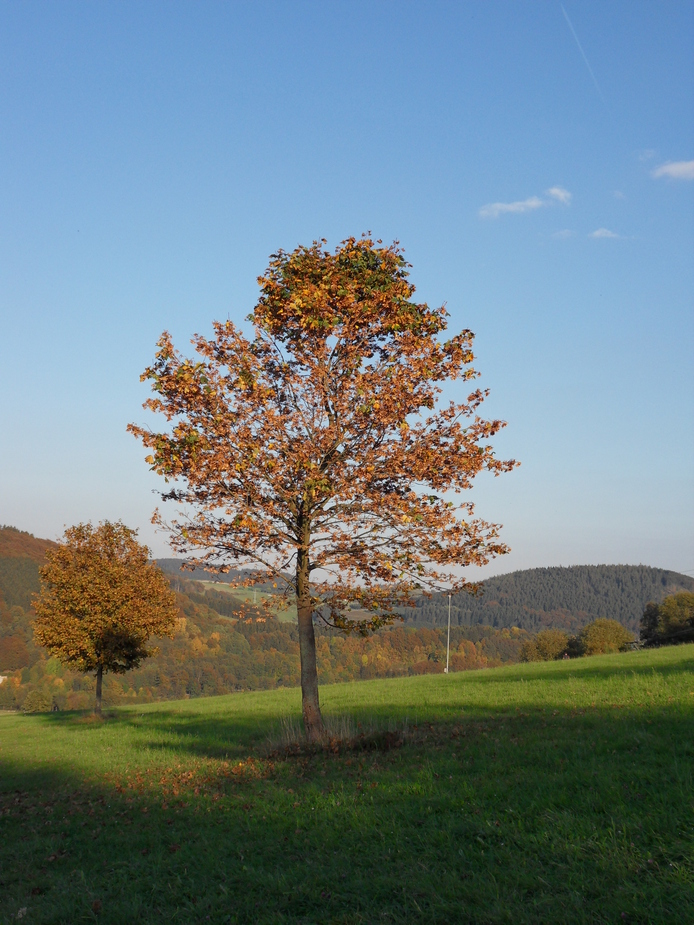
[33,521,177,713]
[578,618,633,656]
[129,236,515,738]
[641,592,694,647]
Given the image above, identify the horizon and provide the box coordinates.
[3,522,691,583]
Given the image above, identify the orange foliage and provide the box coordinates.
[129,237,516,736]
[0,635,30,670]
[0,525,57,562]
[33,522,178,678]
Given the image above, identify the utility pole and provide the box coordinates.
[445,593,451,673]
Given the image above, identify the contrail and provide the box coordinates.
[561,4,606,105]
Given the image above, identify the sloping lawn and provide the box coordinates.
[1,645,692,924]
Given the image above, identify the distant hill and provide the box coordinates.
[400,565,694,633]
[1,529,533,706]
[0,525,57,561]
[156,558,282,593]
[3,526,694,704]
[0,526,57,611]
[157,558,247,581]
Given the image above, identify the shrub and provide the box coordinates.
[0,680,17,709]
[22,689,53,713]
[535,629,569,660]
[579,618,632,655]
[66,691,92,710]
[519,640,539,662]
[520,629,568,662]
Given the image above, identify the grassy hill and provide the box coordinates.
[1,645,692,924]
[402,564,694,633]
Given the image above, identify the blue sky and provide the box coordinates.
[1,1,692,577]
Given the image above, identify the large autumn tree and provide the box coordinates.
[129,236,516,740]
[33,521,178,713]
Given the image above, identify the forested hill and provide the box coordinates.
[157,559,280,592]
[3,526,692,640]
[0,526,57,611]
[401,565,694,634]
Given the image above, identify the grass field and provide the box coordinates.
[1,645,693,924]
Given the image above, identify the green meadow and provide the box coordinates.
[197,582,298,622]
[1,646,693,924]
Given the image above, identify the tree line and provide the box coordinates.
[400,565,694,633]
[518,592,694,662]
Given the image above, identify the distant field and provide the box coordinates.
[1,646,693,924]
[198,581,298,622]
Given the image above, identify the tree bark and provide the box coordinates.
[94,664,103,715]
[296,517,324,742]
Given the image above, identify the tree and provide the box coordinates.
[33,522,178,714]
[641,592,694,647]
[129,236,516,740]
[579,618,632,656]
[519,629,568,662]
[640,601,661,647]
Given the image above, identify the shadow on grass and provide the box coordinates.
[2,700,693,925]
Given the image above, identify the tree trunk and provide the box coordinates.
[94,664,103,715]
[296,521,324,743]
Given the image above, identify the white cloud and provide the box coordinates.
[552,229,574,239]
[546,187,572,205]
[638,149,656,162]
[613,190,626,200]
[479,196,544,219]
[589,228,620,239]
[479,186,572,219]
[652,160,694,180]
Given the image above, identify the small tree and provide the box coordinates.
[129,236,516,741]
[535,629,569,660]
[579,618,632,656]
[641,592,694,647]
[640,601,660,647]
[519,638,540,662]
[519,629,569,662]
[33,521,178,714]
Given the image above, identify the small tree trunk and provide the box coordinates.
[94,664,103,715]
[296,519,324,743]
